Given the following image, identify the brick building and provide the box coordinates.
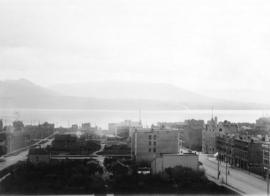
[216,135,263,175]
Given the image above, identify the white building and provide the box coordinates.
[151,153,199,174]
[108,120,143,137]
[132,128,180,162]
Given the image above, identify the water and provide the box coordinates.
[0,109,269,129]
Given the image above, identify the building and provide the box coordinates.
[28,147,50,164]
[151,153,198,174]
[202,117,239,154]
[108,120,142,137]
[256,117,270,130]
[71,124,78,132]
[182,119,204,151]
[202,117,218,154]
[0,132,7,155]
[6,131,27,153]
[13,121,24,132]
[52,134,80,152]
[81,123,91,130]
[0,119,3,131]
[216,134,263,175]
[116,126,130,138]
[262,142,270,176]
[132,128,180,163]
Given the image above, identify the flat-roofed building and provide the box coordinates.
[132,128,180,163]
[151,153,198,174]
[28,147,51,164]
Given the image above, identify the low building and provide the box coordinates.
[52,134,80,152]
[108,120,142,137]
[116,126,130,138]
[28,147,50,164]
[151,153,198,174]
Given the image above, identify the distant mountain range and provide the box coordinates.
[0,79,269,110]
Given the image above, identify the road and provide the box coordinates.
[199,153,268,195]
[0,135,54,171]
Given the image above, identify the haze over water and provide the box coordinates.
[0,109,268,129]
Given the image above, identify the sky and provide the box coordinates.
[1,0,270,103]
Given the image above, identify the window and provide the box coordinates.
[153,135,157,140]
[149,135,152,140]
[153,141,156,146]
[149,141,151,145]
[219,128,222,132]
[153,148,156,153]
[149,148,151,152]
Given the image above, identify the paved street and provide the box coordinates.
[199,153,268,195]
[0,136,54,171]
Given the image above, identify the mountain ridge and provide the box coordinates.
[0,79,269,110]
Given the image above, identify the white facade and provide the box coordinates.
[151,153,199,174]
[133,128,180,162]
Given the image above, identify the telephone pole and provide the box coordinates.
[217,153,220,180]
[267,142,270,196]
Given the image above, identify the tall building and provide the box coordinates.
[81,123,91,131]
[0,119,3,131]
[202,117,218,154]
[256,117,270,134]
[183,119,204,151]
[202,117,239,154]
[132,128,180,163]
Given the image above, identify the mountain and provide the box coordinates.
[0,79,269,110]
[49,81,214,103]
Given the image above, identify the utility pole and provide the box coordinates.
[217,153,220,180]
[225,156,228,184]
[267,142,270,196]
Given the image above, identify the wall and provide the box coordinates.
[134,129,179,163]
[151,154,198,174]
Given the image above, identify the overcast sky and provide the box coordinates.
[1,0,270,103]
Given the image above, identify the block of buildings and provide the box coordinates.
[151,153,198,174]
[216,134,263,175]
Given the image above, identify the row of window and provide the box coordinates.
[149,141,156,146]
[149,148,156,152]
[149,135,157,140]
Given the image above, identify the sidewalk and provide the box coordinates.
[205,174,245,195]
[207,156,265,181]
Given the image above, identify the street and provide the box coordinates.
[0,136,54,171]
[199,153,268,195]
